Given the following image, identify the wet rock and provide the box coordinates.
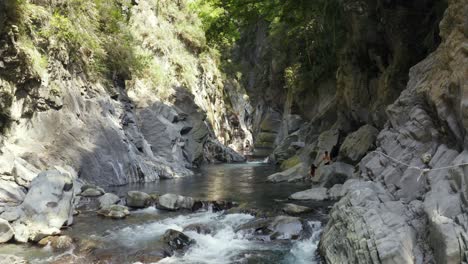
[161,229,195,256]
[211,200,238,212]
[157,193,194,211]
[267,163,307,183]
[282,203,313,215]
[339,125,378,164]
[312,162,353,187]
[80,188,103,197]
[236,216,305,240]
[0,218,14,243]
[183,223,212,234]
[126,191,151,208]
[97,205,130,219]
[203,139,246,163]
[38,235,73,250]
[235,218,272,235]
[268,216,304,240]
[98,193,120,209]
[224,207,273,217]
[290,187,328,201]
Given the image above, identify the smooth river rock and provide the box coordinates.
[98,193,120,209]
[97,205,130,219]
[282,203,313,215]
[126,191,151,208]
[289,187,328,201]
[157,194,195,211]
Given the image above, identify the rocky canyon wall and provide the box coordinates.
[0,0,247,211]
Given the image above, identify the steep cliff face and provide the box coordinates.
[320,0,468,262]
[0,0,246,202]
[233,0,447,158]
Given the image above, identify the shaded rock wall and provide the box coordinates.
[0,0,246,202]
[234,0,447,158]
[320,0,468,262]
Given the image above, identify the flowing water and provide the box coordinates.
[0,162,328,263]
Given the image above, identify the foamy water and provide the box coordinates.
[102,209,323,264]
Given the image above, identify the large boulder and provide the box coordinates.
[312,162,354,187]
[14,169,75,242]
[157,194,195,211]
[339,125,379,164]
[319,182,421,263]
[161,229,195,257]
[0,218,13,243]
[98,193,120,209]
[126,191,151,208]
[267,163,307,183]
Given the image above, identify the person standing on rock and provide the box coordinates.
[309,164,317,179]
[322,151,332,165]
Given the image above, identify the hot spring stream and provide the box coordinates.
[0,162,329,263]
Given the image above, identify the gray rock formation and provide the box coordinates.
[320,181,423,264]
[13,169,75,242]
[320,1,468,262]
[312,162,354,187]
[339,125,378,164]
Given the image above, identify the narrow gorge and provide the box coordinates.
[0,0,466,263]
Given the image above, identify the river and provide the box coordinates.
[0,162,328,263]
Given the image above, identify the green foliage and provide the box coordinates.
[191,0,346,86]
